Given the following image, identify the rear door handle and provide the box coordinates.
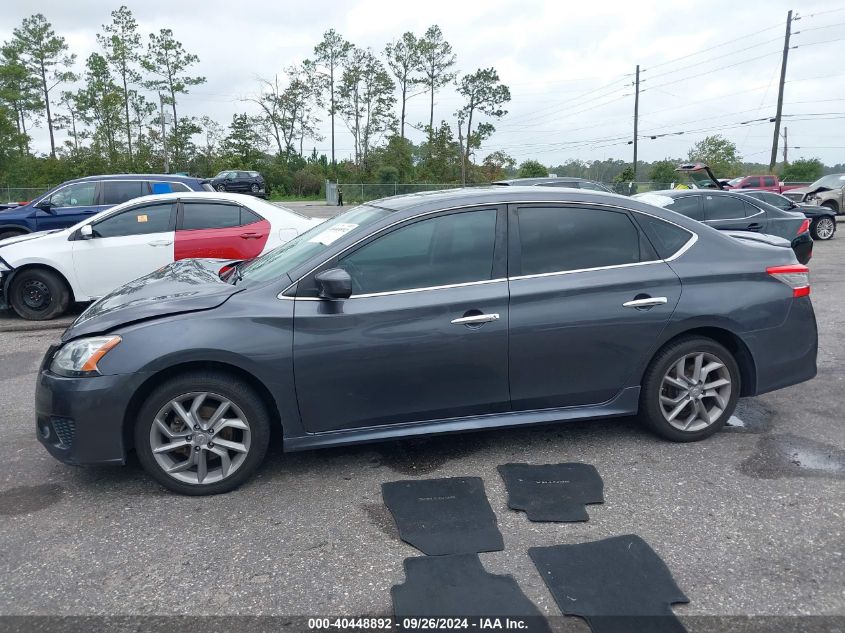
[623,297,668,309]
[148,240,173,247]
[451,313,500,325]
[746,223,763,231]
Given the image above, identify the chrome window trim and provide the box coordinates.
[278,200,699,300]
[508,259,663,282]
[352,277,507,299]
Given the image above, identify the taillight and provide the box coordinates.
[797,219,810,235]
[767,264,810,297]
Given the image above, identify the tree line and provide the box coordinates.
[1,9,839,197]
[0,8,517,195]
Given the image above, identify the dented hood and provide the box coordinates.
[62,258,243,341]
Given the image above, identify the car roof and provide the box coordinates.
[63,173,204,184]
[359,186,705,230]
[114,191,261,205]
[493,177,597,186]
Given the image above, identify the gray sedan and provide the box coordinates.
[35,187,817,494]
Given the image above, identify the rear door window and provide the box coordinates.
[763,176,777,187]
[101,181,148,205]
[180,202,243,230]
[705,195,750,221]
[515,206,647,275]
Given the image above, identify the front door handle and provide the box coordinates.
[623,297,668,309]
[240,232,261,239]
[148,240,173,247]
[746,223,763,231]
[451,313,500,325]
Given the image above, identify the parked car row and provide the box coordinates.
[0,170,269,242]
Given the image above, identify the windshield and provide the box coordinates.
[237,205,391,285]
[808,174,845,189]
[727,177,744,186]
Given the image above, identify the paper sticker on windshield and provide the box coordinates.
[308,223,358,246]
[137,214,149,223]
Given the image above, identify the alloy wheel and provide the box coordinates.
[815,217,835,240]
[149,392,252,485]
[659,352,732,432]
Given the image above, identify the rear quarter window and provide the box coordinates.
[634,214,693,259]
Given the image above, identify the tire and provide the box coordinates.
[638,336,740,442]
[0,230,25,242]
[9,268,71,321]
[811,216,836,241]
[134,371,271,495]
[216,184,227,192]
[250,183,260,193]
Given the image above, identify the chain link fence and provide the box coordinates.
[1,186,51,204]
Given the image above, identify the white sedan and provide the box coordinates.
[0,192,321,320]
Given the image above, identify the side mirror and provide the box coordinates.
[36,199,54,213]
[79,224,94,240]
[315,268,352,300]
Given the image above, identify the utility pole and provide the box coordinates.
[159,93,169,174]
[781,127,788,164]
[769,10,793,172]
[633,64,640,180]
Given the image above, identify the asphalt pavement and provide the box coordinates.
[0,224,842,628]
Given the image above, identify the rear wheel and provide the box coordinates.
[134,371,271,495]
[811,216,836,241]
[9,268,70,320]
[639,337,740,442]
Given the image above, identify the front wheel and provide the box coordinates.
[639,337,740,442]
[134,372,271,495]
[9,268,70,320]
[216,184,227,192]
[250,183,260,193]
[0,230,25,242]
[811,216,836,240]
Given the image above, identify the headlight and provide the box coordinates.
[50,336,122,377]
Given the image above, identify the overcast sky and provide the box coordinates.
[3,0,844,168]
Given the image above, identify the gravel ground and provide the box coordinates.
[0,223,842,630]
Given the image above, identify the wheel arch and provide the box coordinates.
[0,224,31,235]
[122,360,283,453]
[646,326,758,397]
[5,262,76,303]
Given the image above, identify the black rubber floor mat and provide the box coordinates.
[498,462,604,522]
[382,477,503,555]
[529,535,689,633]
[392,553,552,632]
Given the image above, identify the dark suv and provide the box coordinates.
[0,174,211,241]
[209,171,267,197]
